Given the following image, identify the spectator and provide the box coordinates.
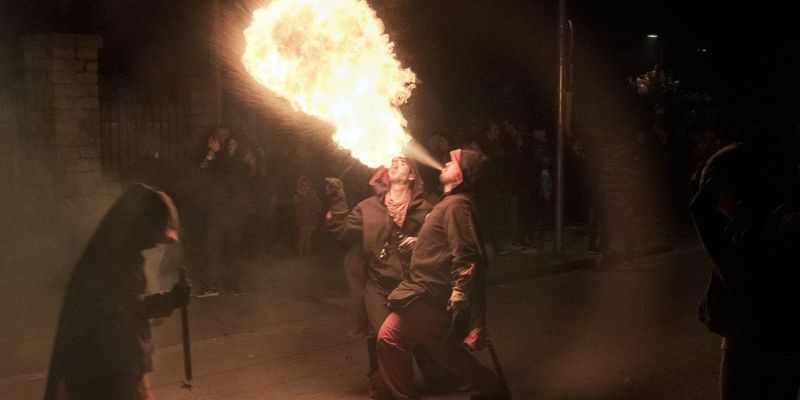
[294,175,322,256]
[195,130,254,297]
[475,121,512,255]
[504,119,539,254]
[596,126,643,268]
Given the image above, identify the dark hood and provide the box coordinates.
[698,143,785,209]
[450,149,487,194]
[76,183,178,276]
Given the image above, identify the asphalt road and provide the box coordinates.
[2,240,732,400]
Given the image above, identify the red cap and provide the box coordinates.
[162,228,179,244]
[449,149,464,186]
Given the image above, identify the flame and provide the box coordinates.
[242,0,416,168]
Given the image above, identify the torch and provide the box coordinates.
[179,267,193,389]
[486,338,511,398]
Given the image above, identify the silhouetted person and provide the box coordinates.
[475,122,512,255]
[504,120,539,254]
[596,129,642,268]
[44,184,190,400]
[692,143,800,400]
[294,175,322,256]
[196,131,254,297]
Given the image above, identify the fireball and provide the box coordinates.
[242,0,416,168]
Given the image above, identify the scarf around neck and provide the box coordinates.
[384,188,411,228]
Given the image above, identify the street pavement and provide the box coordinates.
[0,227,727,399]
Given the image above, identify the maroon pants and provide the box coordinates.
[365,282,462,399]
[376,299,503,400]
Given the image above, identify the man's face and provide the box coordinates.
[227,138,238,156]
[439,160,461,185]
[487,123,500,141]
[297,178,311,193]
[214,128,231,142]
[388,157,414,184]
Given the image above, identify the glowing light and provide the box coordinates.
[242,0,417,168]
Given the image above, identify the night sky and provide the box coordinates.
[2,0,798,130]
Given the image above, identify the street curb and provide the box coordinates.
[488,256,595,286]
[488,243,677,286]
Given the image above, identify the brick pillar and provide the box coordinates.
[0,90,20,187]
[20,33,103,198]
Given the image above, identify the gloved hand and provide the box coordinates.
[447,287,469,312]
[324,177,349,214]
[170,279,192,308]
[397,236,418,253]
[463,326,488,351]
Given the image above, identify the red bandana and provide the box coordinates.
[384,188,411,227]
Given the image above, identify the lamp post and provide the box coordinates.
[213,0,223,125]
[646,34,661,82]
[555,0,569,251]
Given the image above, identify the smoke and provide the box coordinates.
[404,140,443,171]
[0,170,123,380]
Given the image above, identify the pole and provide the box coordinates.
[179,267,193,388]
[486,339,511,396]
[555,0,566,252]
[566,20,574,137]
[213,0,223,125]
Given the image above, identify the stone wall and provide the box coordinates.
[0,89,19,188]
[19,33,103,198]
[15,33,120,245]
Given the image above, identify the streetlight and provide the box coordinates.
[645,33,661,79]
[555,0,566,252]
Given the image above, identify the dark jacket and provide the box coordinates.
[388,149,488,342]
[44,185,181,400]
[327,161,431,336]
[691,143,796,340]
[200,137,255,213]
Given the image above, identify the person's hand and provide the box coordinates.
[208,137,221,153]
[447,288,469,312]
[325,177,349,214]
[463,326,488,351]
[170,280,192,308]
[398,236,418,253]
